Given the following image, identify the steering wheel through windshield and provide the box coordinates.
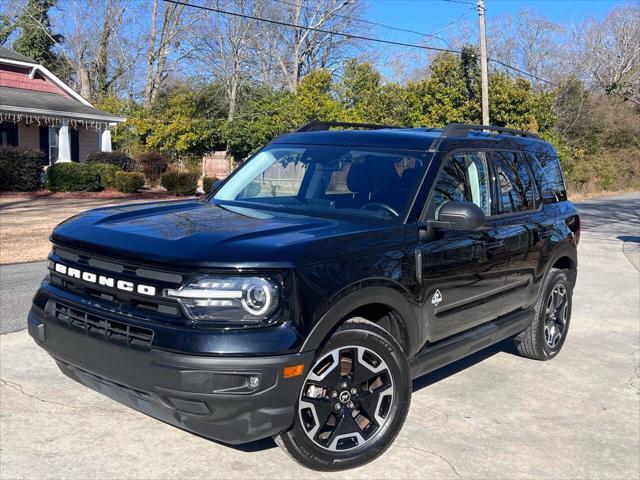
[360,202,400,218]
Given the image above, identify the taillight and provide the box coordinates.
[575,216,581,244]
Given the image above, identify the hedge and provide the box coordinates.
[0,146,44,191]
[114,171,144,193]
[203,176,219,195]
[86,151,134,171]
[90,163,122,188]
[137,152,169,186]
[161,171,198,196]
[45,163,102,192]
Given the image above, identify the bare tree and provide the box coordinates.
[257,0,366,92]
[0,0,19,47]
[190,0,258,120]
[59,0,139,101]
[571,5,640,105]
[144,0,201,106]
[450,10,565,88]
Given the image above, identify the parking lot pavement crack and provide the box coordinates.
[629,349,640,395]
[395,444,471,479]
[0,378,80,409]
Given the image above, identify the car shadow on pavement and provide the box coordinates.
[191,340,519,454]
[190,431,278,453]
[618,235,640,243]
[412,339,516,393]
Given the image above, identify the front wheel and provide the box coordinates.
[277,319,411,471]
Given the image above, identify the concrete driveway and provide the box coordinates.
[1,193,639,479]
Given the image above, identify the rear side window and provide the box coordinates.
[527,144,568,202]
[492,152,536,214]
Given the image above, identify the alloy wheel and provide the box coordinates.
[298,346,394,452]
[544,284,568,348]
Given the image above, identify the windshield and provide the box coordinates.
[211,145,431,222]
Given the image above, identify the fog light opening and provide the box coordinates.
[248,376,260,388]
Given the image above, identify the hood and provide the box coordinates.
[51,200,400,268]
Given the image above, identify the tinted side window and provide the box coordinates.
[528,144,568,202]
[493,152,536,214]
[429,151,490,219]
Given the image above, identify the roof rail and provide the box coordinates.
[295,121,401,132]
[442,123,542,140]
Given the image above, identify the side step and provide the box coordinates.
[409,309,533,379]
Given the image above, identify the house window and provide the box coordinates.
[48,127,59,164]
[0,122,18,146]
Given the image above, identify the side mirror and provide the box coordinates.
[429,201,485,231]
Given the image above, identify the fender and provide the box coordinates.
[299,285,421,358]
[538,241,578,296]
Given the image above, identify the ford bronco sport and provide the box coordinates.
[29,122,579,471]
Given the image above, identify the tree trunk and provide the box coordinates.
[144,0,159,107]
[78,65,91,99]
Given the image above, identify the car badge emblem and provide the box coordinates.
[432,289,443,307]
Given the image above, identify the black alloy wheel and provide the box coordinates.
[277,318,411,471]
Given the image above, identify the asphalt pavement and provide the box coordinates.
[1,192,639,479]
[0,261,45,334]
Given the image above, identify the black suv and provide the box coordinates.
[29,122,579,471]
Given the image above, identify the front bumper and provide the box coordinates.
[28,301,314,445]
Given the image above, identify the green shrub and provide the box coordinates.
[0,146,44,191]
[137,151,169,186]
[46,163,102,192]
[203,176,219,194]
[90,163,122,188]
[114,171,145,193]
[161,171,198,196]
[86,151,134,171]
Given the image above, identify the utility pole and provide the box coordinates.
[477,0,490,125]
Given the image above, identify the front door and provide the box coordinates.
[419,151,509,342]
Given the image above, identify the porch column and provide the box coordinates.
[100,126,112,152]
[57,119,71,163]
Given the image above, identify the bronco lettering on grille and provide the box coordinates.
[52,262,157,297]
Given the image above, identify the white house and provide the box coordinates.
[0,46,125,164]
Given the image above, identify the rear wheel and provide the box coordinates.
[514,268,572,360]
[277,318,411,471]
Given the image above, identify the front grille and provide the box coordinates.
[49,246,184,321]
[54,247,183,284]
[52,302,154,350]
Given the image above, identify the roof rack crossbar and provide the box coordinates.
[295,121,401,132]
[442,123,541,139]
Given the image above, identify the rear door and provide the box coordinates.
[419,151,509,342]
[490,151,546,313]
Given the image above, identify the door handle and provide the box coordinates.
[486,240,505,250]
[539,225,554,239]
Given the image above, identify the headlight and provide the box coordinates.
[166,276,280,324]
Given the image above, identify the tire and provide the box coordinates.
[277,318,411,471]
[514,268,572,360]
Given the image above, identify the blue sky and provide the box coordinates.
[368,0,630,43]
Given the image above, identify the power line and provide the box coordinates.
[268,0,461,43]
[490,58,558,87]
[161,0,559,87]
[441,0,476,5]
[162,0,460,53]
[430,7,475,36]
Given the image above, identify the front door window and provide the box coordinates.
[428,151,490,219]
